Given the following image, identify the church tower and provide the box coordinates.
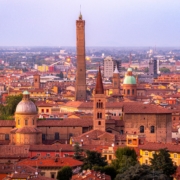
[93,67,106,131]
[112,66,120,95]
[75,12,87,101]
[33,74,40,89]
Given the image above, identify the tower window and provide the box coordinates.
[97,112,102,119]
[140,126,144,133]
[127,89,130,95]
[98,121,101,125]
[132,89,134,95]
[100,113,102,119]
[150,126,155,133]
[25,120,28,125]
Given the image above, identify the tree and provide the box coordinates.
[160,67,170,73]
[57,166,72,180]
[150,148,176,178]
[93,165,117,180]
[144,67,149,73]
[0,94,36,119]
[104,165,117,180]
[57,72,64,79]
[73,143,83,160]
[5,94,23,115]
[83,150,107,170]
[111,147,137,173]
[0,94,23,119]
[115,164,169,180]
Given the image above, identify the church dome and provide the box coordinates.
[123,68,136,85]
[15,91,37,114]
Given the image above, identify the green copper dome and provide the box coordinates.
[123,76,136,84]
[123,68,136,85]
[22,90,30,95]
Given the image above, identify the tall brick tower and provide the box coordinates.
[33,74,40,89]
[75,12,87,101]
[93,67,106,131]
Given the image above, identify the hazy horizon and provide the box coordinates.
[0,0,180,47]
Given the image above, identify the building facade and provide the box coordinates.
[103,56,121,78]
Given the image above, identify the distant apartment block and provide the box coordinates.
[148,58,159,78]
[103,56,121,78]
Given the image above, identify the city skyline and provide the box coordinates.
[0,0,180,47]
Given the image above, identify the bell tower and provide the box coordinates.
[75,12,87,101]
[93,67,106,131]
[33,74,40,89]
[112,65,120,95]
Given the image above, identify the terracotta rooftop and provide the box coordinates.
[30,144,74,152]
[139,142,180,153]
[123,102,172,114]
[37,118,93,127]
[11,127,41,134]
[72,129,115,146]
[17,157,83,168]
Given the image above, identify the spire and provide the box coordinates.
[95,66,104,94]
[113,65,119,74]
[79,5,82,20]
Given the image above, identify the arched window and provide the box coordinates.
[25,120,28,126]
[33,119,34,125]
[96,102,99,108]
[127,89,130,95]
[140,126,144,133]
[18,120,20,125]
[132,89,134,95]
[97,113,99,119]
[98,121,101,125]
[101,102,103,108]
[150,126,155,133]
[100,113,102,119]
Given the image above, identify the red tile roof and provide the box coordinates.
[139,142,180,153]
[123,102,172,114]
[17,157,83,168]
[37,118,93,127]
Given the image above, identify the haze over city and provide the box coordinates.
[0,0,180,47]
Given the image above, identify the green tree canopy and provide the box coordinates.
[0,94,23,119]
[57,166,72,180]
[57,72,64,79]
[83,150,107,170]
[73,143,83,160]
[160,67,170,73]
[150,148,176,178]
[111,147,137,173]
[115,164,169,180]
[93,165,117,180]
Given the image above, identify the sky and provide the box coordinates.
[0,0,180,47]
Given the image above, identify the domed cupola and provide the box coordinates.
[123,68,137,100]
[15,91,37,114]
[123,68,136,85]
[10,91,41,145]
